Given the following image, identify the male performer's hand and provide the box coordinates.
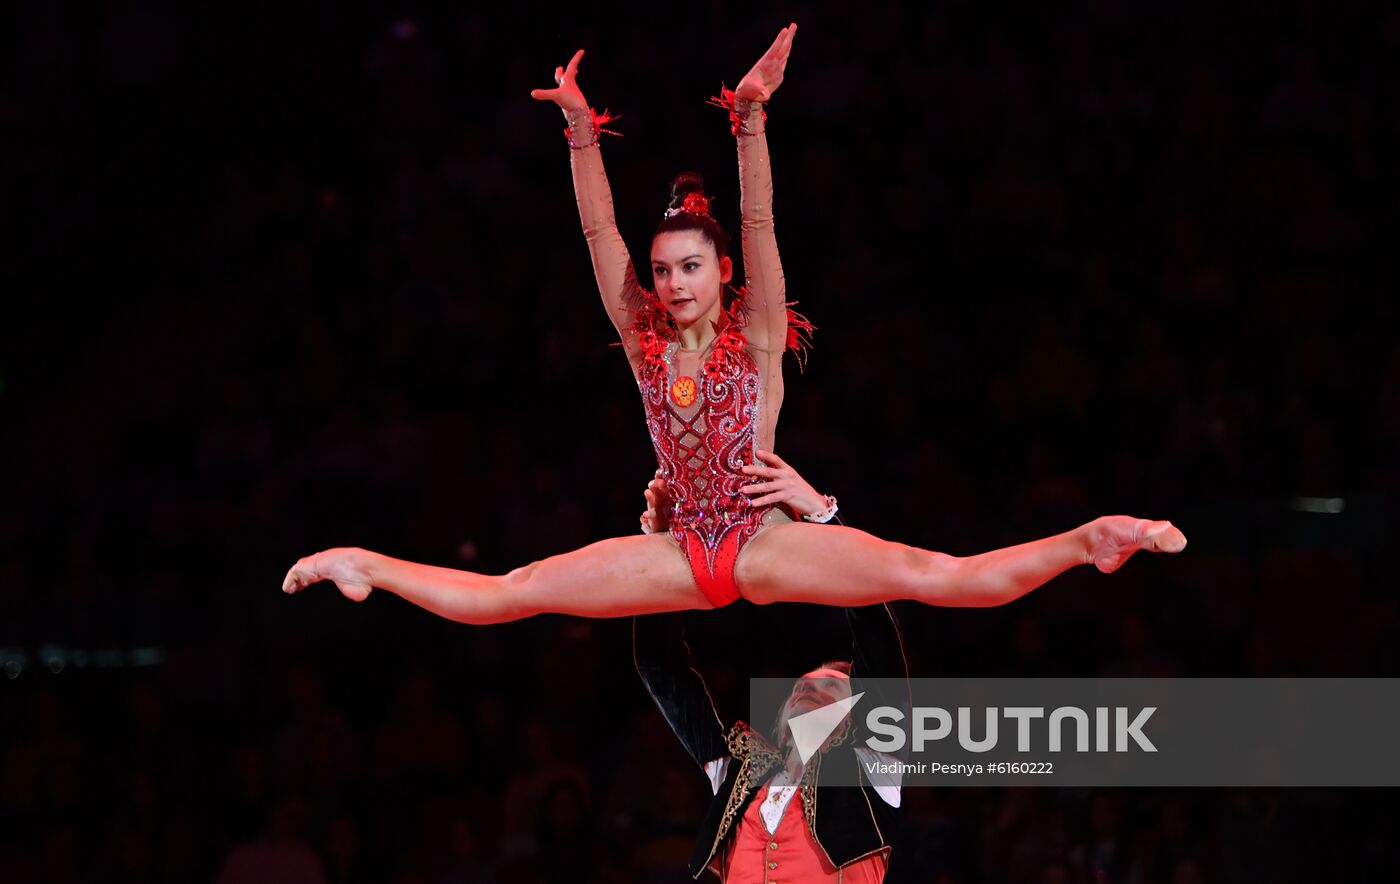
[741,449,828,516]
[735,22,797,102]
[640,469,673,535]
[640,451,831,531]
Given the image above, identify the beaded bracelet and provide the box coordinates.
[802,495,839,524]
[732,98,766,137]
[563,106,623,150]
[707,86,766,137]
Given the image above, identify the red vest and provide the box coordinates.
[718,783,889,883]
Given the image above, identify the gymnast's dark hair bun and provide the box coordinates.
[667,171,707,209]
[654,169,731,270]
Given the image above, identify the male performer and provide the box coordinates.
[634,468,911,881]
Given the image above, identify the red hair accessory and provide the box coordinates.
[682,192,710,215]
[664,191,712,219]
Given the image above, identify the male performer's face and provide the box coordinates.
[789,667,852,712]
[776,666,853,751]
[651,230,733,326]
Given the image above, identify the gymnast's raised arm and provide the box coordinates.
[728,24,796,356]
[530,49,646,367]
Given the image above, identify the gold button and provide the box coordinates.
[768,861,778,869]
[769,841,779,850]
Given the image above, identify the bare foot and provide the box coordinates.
[1085,516,1187,574]
[282,548,374,601]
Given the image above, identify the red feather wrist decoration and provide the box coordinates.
[563,106,624,147]
[707,85,766,137]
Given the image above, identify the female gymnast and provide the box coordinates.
[282,23,1186,623]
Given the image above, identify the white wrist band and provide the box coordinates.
[802,495,839,524]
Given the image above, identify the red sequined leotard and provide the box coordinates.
[633,298,769,605]
[566,93,810,607]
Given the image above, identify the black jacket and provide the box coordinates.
[632,604,911,879]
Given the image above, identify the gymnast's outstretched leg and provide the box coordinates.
[734,516,1185,607]
[283,533,712,623]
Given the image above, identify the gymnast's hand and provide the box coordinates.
[741,449,828,518]
[640,469,674,535]
[529,48,589,114]
[282,547,374,602]
[735,22,797,102]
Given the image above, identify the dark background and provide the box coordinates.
[3,0,1399,881]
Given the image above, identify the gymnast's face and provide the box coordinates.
[651,230,732,326]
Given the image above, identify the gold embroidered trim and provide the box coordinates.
[700,722,781,876]
[800,752,820,834]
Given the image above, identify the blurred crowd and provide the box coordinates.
[3,0,1399,881]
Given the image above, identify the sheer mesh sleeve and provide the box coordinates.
[732,97,788,451]
[734,98,788,354]
[565,108,646,365]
